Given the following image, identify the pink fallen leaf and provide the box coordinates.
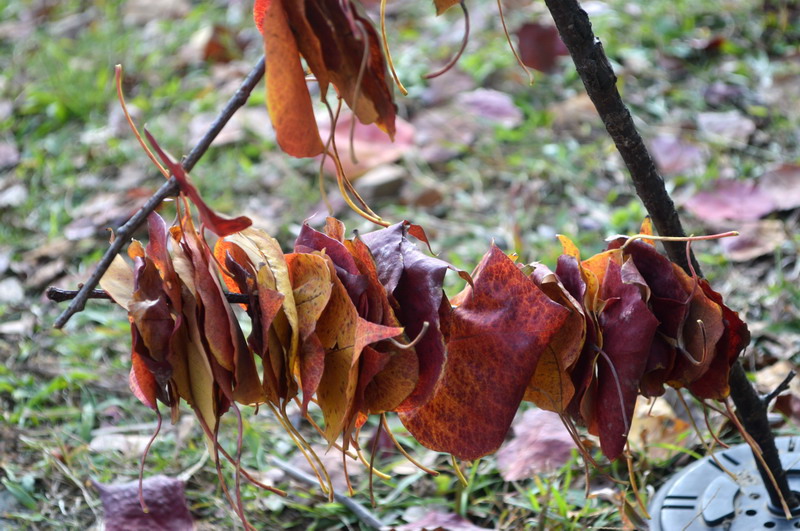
[684,179,776,222]
[94,475,194,531]
[496,408,574,481]
[455,89,523,129]
[649,134,706,176]
[758,164,800,211]
[697,111,755,146]
[719,219,786,261]
[317,112,415,178]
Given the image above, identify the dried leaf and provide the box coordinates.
[497,408,575,480]
[145,132,252,236]
[259,0,324,157]
[95,475,193,531]
[524,263,585,412]
[433,0,462,16]
[399,245,569,461]
[360,223,456,410]
[594,258,659,459]
[516,23,568,73]
[759,164,800,211]
[684,179,776,222]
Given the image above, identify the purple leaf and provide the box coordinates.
[455,89,523,129]
[94,475,194,531]
[684,179,776,222]
[497,408,574,481]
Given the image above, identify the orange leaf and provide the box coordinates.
[434,0,462,16]
[262,0,324,157]
[524,263,586,413]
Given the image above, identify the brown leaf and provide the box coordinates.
[719,219,786,262]
[399,245,569,461]
[145,131,253,236]
[688,279,749,399]
[360,222,457,410]
[524,263,585,413]
[433,0,462,16]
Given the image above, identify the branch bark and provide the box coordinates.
[52,56,266,329]
[543,0,798,511]
[47,287,249,305]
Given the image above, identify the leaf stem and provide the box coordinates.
[52,56,265,329]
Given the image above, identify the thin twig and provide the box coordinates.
[763,371,796,407]
[52,56,266,329]
[270,457,384,530]
[46,287,250,305]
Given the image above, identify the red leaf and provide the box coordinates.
[594,258,659,459]
[399,245,569,461]
[516,22,569,73]
[688,280,750,399]
[144,130,252,236]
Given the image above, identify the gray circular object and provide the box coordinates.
[649,436,800,529]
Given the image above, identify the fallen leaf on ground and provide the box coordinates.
[697,111,756,146]
[88,433,153,456]
[317,113,415,178]
[718,219,786,261]
[627,396,689,461]
[516,22,569,73]
[412,105,479,163]
[758,164,800,211]
[496,408,574,480]
[455,89,523,129]
[550,93,602,133]
[94,475,193,531]
[0,141,20,169]
[122,0,190,24]
[649,134,706,176]
[684,179,776,222]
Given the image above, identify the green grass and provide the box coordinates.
[2,0,800,528]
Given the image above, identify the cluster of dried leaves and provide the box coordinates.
[81,1,752,525]
[99,156,748,498]
[254,0,399,158]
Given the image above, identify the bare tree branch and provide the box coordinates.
[52,56,266,329]
[543,0,798,511]
[47,287,249,305]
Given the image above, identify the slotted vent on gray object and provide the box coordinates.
[649,437,800,530]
